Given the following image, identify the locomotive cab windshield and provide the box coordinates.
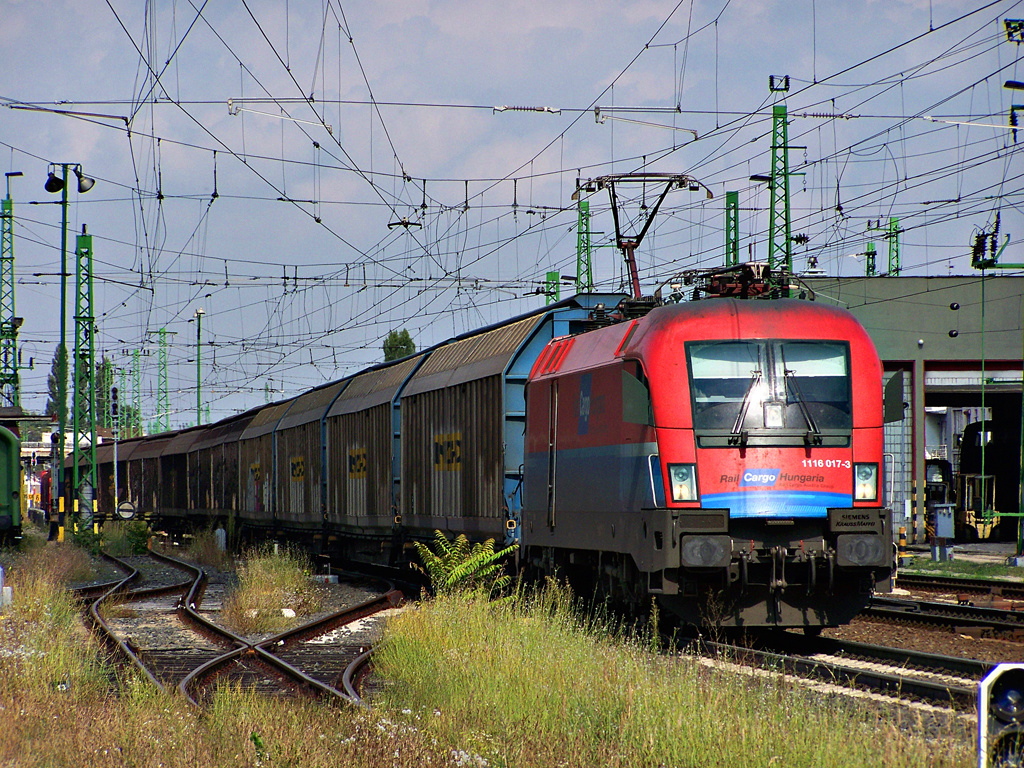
[687,339,852,447]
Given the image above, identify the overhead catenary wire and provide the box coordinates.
[5,0,1022,423]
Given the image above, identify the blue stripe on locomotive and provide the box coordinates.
[700,490,852,519]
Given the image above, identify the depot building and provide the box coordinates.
[804,275,1024,544]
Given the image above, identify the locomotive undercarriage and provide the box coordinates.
[524,512,892,629]
[663,547,887,628]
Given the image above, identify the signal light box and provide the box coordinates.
[980,664,1024,767]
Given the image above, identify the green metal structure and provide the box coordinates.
[0,174,21,408]
[71,226,97,524]
[888,217,901,276]
[576,199,594,292]
[44,162,95,527]
[970,214,1024,555]
[132,349,141,438]
[725,191,739,267]
[545,271,560,305]
[767,104,793,280]
[865,242,877,276]
[868,218,901,276]
[158,328,169,432]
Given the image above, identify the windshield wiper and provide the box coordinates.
[729,369,761,445]
[780,356,822,445]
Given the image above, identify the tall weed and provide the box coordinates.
[185,526,233,570]
[221,543,322,635]
[0,545,109,700]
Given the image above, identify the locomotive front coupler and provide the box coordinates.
[724,543,837,595]
[769,546,787,592]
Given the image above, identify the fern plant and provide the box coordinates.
[412,530,518,600]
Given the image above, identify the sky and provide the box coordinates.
[1,0,1022,428]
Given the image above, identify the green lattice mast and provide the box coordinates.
[0,172,22,408]
[158,328,169,432]
[545,271,560,305]
[887,217,901,275]
[867,217,901,276]
[132,349,141,437]
[576,198,594,292]
[767,103,793,282]
[72,226,97,524]
[725,191,739,267]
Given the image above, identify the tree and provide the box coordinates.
[44,345,67,427]
[95,356,115,429]
[20,422,44,442]
[120,404,141,437]
[383,328,416,361]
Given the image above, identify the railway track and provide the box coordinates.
[179,583,402,706]
[865,595,1024,636]
[69,552,137,603]
[88,549,239,690]
[896,572,1024,601]
[83,548,403,706]
[696,633,984,710]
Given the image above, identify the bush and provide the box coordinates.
[185,526,233,570]
[102,521,151,556]
[412,530,517,600]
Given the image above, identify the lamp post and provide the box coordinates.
[44,163,95,532]
[194,307,204,425]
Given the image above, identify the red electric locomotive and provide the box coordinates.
[522,296,892,629]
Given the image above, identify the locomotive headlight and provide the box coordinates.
[668,464,698,502]
[853,463,878,501]
[680,535,732,568]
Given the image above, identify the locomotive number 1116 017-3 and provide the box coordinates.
[801,459,852,468]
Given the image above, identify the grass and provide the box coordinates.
[221,544,323,635]
[374,581,976,768]
[900,555,1024,580]
[1,633,450,768]
[0,542,111,705]
[184,526,234,570]
[0,533,979,767]
[1,530,97,586]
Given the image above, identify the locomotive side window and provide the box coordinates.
[687,340,852,440]
[622,361,654,426]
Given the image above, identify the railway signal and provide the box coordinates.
[979,663,1024,767]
